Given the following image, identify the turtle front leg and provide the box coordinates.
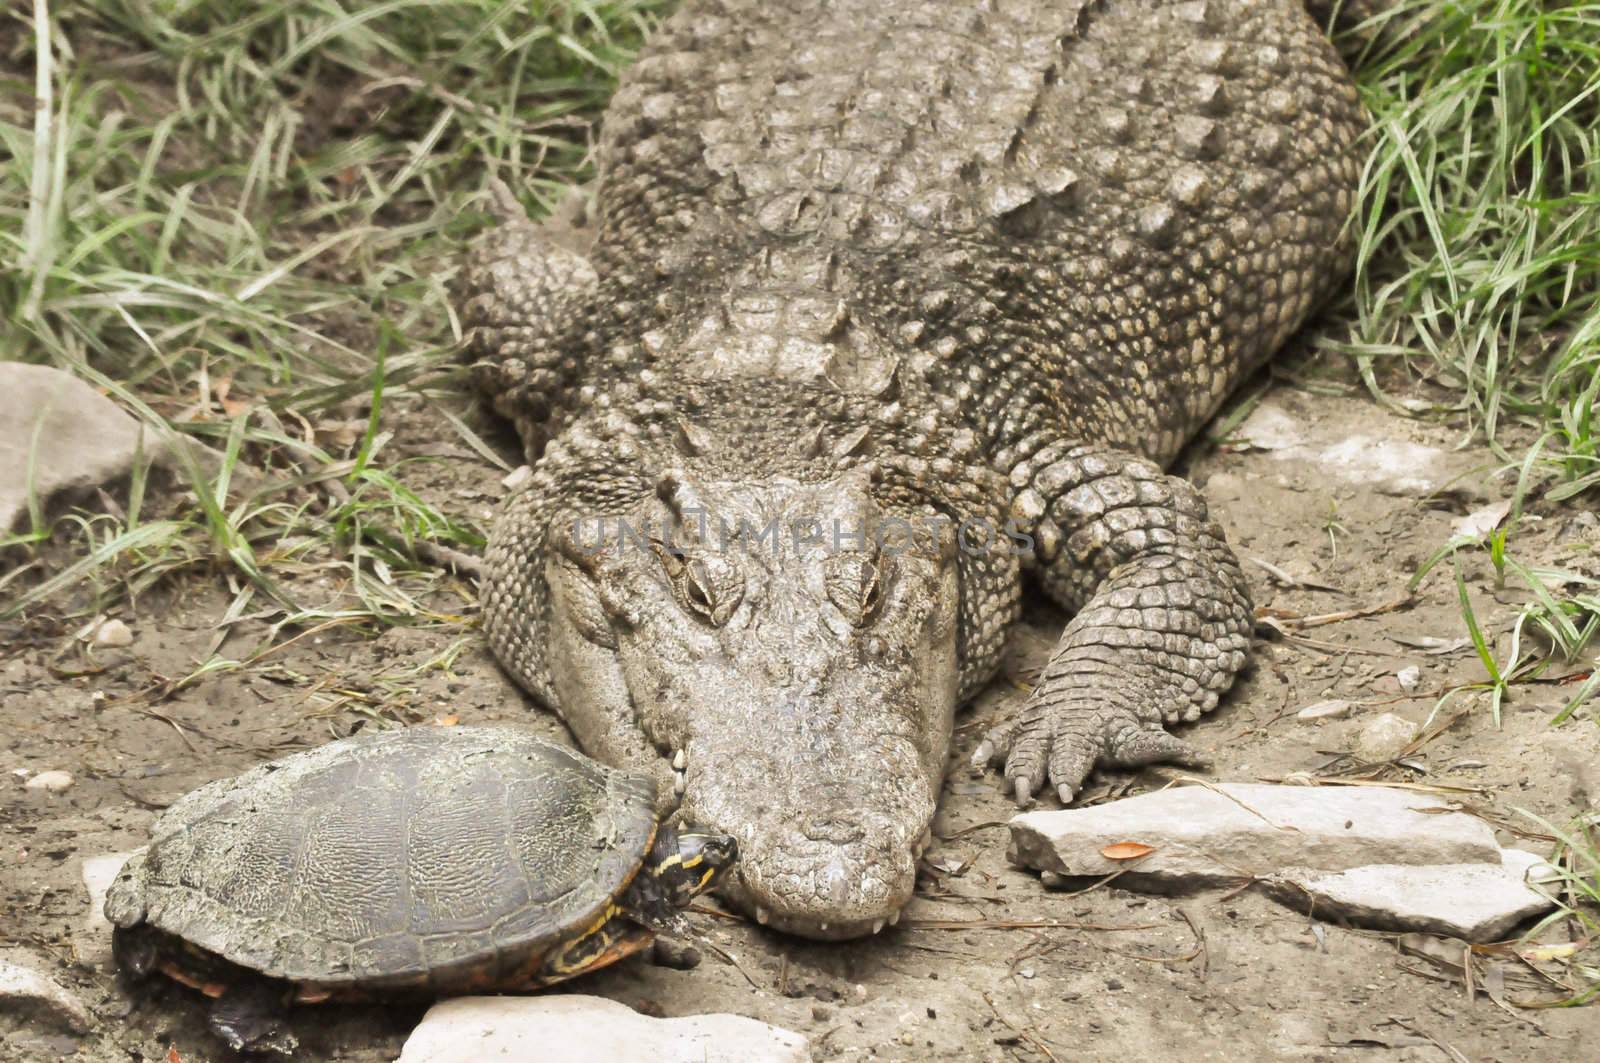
[207,981,298,1057]
[976,442,1253,805]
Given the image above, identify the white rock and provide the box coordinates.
[0,951,91,1033]
[1296,699,1351,721]
[76,851,137,970]
[0,364,157,532]
[23,770,74,793]
[1268,849,1558,942]
[0,363,235,532]
[398,995,811,1063]
[502,464,534,491]
[92,618,133,648]
[1008,783,1500,885]
[1355,712,1416,762]
[1237,398,1489,500]
[1395,665,1421,692]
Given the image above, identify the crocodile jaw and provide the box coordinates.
[673,633,956,940]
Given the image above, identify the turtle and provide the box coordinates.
[104,724,738,1055]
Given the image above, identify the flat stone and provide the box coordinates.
[1267,849,1558,942]
[0,950,91,1033]
[1008,783,1501,885]
[76,851,136,970]
[398,995,811,1063]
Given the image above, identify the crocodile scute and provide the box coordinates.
[458,0,1366,939]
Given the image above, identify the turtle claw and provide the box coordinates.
[208,983,297,1057]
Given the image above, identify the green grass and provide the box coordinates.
[1,0,668,625]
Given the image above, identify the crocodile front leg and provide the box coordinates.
[458,181,597,460]
[976,443,1253,805]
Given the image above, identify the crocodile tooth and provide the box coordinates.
[673,772,686,797]
[818,922,829,932]
[872,919,885,934]
[672,748,686,770]
[888,909,902,926]
[755,907,771,926]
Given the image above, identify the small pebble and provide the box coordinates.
[1355,713,1416,763]
[648,937,701,971]
[1040,870,1069,889]
[92,618,133,648]
[852,983,868,1002]
[1019,967,1036,979]
[1396,665,1421,692]
[24,770,74,793]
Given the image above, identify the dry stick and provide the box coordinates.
[410,538,484,578]
[1258,592,1415,630]
[1101,907,1208,968]
[1169,775,1302,833]
[982,991,1059,1063]
[1258,776,1489,797]
[1256,617,1392,656]
[904,918,1161,932]
[134,707,199,753]
[700,940,760,990]
[1386,1016,1470,1063]
[688,902,748,923]
[1041,865,1141,898]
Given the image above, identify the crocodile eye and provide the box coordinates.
[825,554,883,627]
[656,545,743,627]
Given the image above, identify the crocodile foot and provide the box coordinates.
[974,691,1211,807]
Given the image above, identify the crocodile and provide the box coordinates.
[457,0,1365,940]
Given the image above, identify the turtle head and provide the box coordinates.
[650,823,739,908]
[621,822,738,936]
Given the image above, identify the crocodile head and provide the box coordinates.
[545,465,961,939]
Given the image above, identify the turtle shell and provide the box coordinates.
[104,725,659,991]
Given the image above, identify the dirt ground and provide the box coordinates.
[4,370,1599,1062]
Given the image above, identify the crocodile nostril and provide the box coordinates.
[800,815,865,844]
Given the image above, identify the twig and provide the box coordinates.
[904,918,1161,932]
[1258,593,1414,630]
[982,991,1058,1062]
[1385,1016,1469,1063]
[410,538,483,578]
[700,941,760,990]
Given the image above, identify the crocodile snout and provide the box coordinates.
[680,722,937,940]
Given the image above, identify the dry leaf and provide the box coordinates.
[432,714,460,727]
[1388,634,1473,656]
[167,1047,183,1063]
[1519,941,1582,963]
[1100,841,1156,861]
[1452,499,1513,539]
